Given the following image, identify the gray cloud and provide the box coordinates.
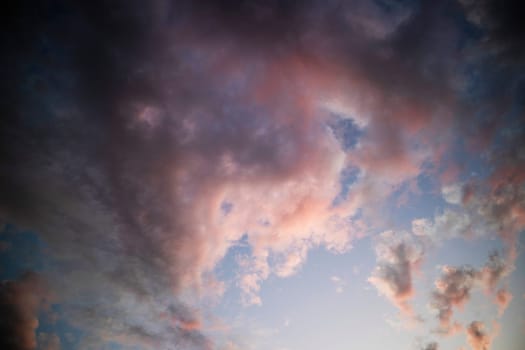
[421,342,439,350]
[369,232,424,317]
[431,266,479,335]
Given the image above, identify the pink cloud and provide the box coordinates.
[0,1,492,347]
[430,252,512,335]
[431,266,480,335]
[494,288,512,317]
[369,231,423,318]
[466,321,498,350]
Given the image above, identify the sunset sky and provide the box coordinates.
[1,1,524,350]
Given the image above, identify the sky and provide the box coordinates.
[1,1,524,350]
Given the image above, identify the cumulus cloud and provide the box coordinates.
[466,321,497,350]
[369,231,423,317]
[411,209,472,243]
[431,266,479,335]
[460,0,525,62]
[442,183,464,205]
[494,288,512,317]
[430,251,512,335]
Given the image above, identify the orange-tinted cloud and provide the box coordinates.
[494,288,512,317]
[369,232,423,317]
[0,272,51,350]
[480,252,509,293]
[466,321,497,350]
[430,252,512,335]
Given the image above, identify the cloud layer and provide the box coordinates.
[1,0,524,349]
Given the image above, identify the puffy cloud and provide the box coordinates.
[494,288,512,317]
[442,183,464,205]
[430,252,512,334]
[274,243,310,278]
[480,252,509,292]
[411,209,472,242]
[0,272,51,350]
[414,178,525,265]
[477,185,525,265]
[237,252,270,306]
[369,232,423,317]
[330,276,346,294]
[466,321,497,350]
[431,266,479,335]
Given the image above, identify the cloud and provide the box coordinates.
[480,252,509,292]
[470,181,525,264]
[431,266,480,335]
[466,321,497,350]
[421,342,439,350]
[0,272,52,350]
[442,183,465,205]
[0,0,521,348]
[414,178,525,265]
[369,231,423,317]
[1,0,364,341]
[460,0,525,63]
[494,288,512,317]
[411,209,472,243]
[430,252,511,335]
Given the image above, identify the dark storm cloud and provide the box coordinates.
[481,251,508,292]
[430,252,511,335]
